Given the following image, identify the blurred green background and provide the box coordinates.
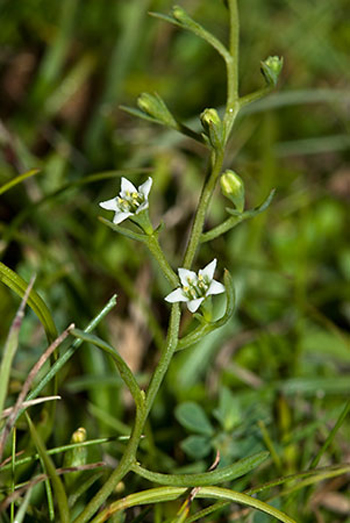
[0,0,349,520]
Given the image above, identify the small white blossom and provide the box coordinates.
[99,177,152,224]
[165,259,225,313]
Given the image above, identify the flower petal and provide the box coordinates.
[99,197,118,211]
[199,258,217,280]
[165,287,188,303]
[113,211,132,224]
[178,268,197,287]
[207,279,225,295]
[138,177,152,198]
[187,298,204,313]
[121,177,137,195]
[136,200,149,214]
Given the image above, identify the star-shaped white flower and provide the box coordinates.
[165,259,225,313]
[99,177,152,224]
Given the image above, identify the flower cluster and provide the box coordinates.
[99,178,225,313]
[165,259,225,312]
[99,177,152,224]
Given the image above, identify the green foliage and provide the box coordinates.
[0,0,349,522]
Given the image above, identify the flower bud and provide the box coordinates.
[220,170,245,212]
[200,108,223,150]
[260,56,283,86]
[63,427,87,488]
[137,92,177,128]
[172,5,188,23]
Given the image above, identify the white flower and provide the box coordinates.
[165,259,225,313]
[99,177,152,224]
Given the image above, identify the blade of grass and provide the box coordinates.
[0,169,40,195]
[1,436,116,472]
[25,412,70,523]
[26,295,117,404]
[13,484,32,523]
[70,328,143,409]
[309,400,350,469]
[0,277,34,416]
[0,325,74,461]
[0,263,57,343]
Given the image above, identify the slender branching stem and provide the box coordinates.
[182,148,225,269]
[72,304,181,523]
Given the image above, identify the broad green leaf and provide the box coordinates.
[175,402,214,436]
[180,435,212,460]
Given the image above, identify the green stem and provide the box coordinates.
[146,234,179,287]
[72,304,181,523]
[200,214,243,243]
[223,0,240,141]
[144,303,181,415]
[239,86,273,108]
[182,1,241,268]
[182,149,225,269]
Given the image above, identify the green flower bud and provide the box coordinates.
[172,5,188,23]
[137,92,177,128]
[220,170,245,212]
[63,427,87,488]
[260,56,283,86]
[200,108,223,150]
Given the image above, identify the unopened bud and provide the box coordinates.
[220,170,245,212]
[137,92,177,127]
[200,108,223,150]
[260,56,283,86]
[172,5,187,22]
[63,427,87,488]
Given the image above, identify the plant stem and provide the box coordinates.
[223,0,240,141]
[146,234,179,287]
[182,149,225,269]
[200,214,243,242]
[72,304,181,523]
[182,1,241,269]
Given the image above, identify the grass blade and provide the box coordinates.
[0,169,40,195]
[25,412,70,523]
[0,262,57,343]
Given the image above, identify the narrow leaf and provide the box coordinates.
[0,168,40,195]
[132,451,269,487]
[0,262,57,343]
[70,328,143,408]
[150,9,230,63]
[25,413,70,523]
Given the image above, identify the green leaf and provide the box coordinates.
[213,386,241,432]
[70,328,143,408]
[132,451,269,486]
[0,262,57,343]
[26,412,70,523]
[0,168,40,195]
[226,188,276,218]
[201,189,276,243]
[175,402,214,436]
[180,435,212,460]
[150,8,230,63]
[91,486,297,523]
